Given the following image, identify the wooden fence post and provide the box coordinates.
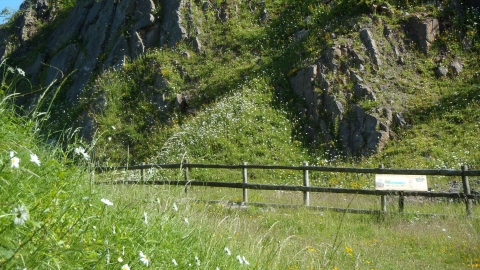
[141,162,145,183]
[243,162,248,204]
[462,165,473,218]
[379,164,386,214]
[399,191,405,213]
[303,161,310,206]
[184,159,189,194]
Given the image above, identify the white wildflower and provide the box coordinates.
[236,255,243,264]
[13,205,28,225]
[121,264,130,270]
[144,211,148,224]
[30,153,40,166]
[236,255,249,265]
[172,258,178,266]
[195,256,201,266]
[173,203,178,211]
[16,68,25,76]
[139,251,149,266]
[242,256,250,265]
[74,147,90,160]
[101,198,113,206]
[10,151,20,168]
[224,247,231,256]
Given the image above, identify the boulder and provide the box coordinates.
[383,25,393,38]
[153,72,169,90]
[77,110,98,142]
[154,93,169,111]
[435,66,448,78]
[408,15,439,54]
[350,71,363,83]
[293,29,308,43]
[326,46,342,72]
[363,114,380,136]
[218,1,230,23]
[109,0,135,39]
[449,60,463,77]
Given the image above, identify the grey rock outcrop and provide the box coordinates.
[449,60,463,76]
[16,9,38,42]
[353,82,376,101]
[408,15,439,54]
[289,39,402,157]
[360,29,382,68]
[435,66,448,78]
[159,0,187,47]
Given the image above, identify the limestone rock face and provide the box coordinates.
[288,24,417,158]
[0,0,194,143]
[2,0,191,107]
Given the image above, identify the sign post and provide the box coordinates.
[375,174,428,213]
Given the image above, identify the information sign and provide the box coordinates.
[375,174,428,191]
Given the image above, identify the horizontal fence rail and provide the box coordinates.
[95,162,480,217]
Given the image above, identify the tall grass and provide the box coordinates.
[2,0,480,268]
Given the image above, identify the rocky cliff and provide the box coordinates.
[288,4,473,158]
[1,0,188,104]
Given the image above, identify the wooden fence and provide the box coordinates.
[95,162,480,217]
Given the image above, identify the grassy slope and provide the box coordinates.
[88,1,480,187]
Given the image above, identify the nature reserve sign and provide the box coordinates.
[375,174,428,191]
